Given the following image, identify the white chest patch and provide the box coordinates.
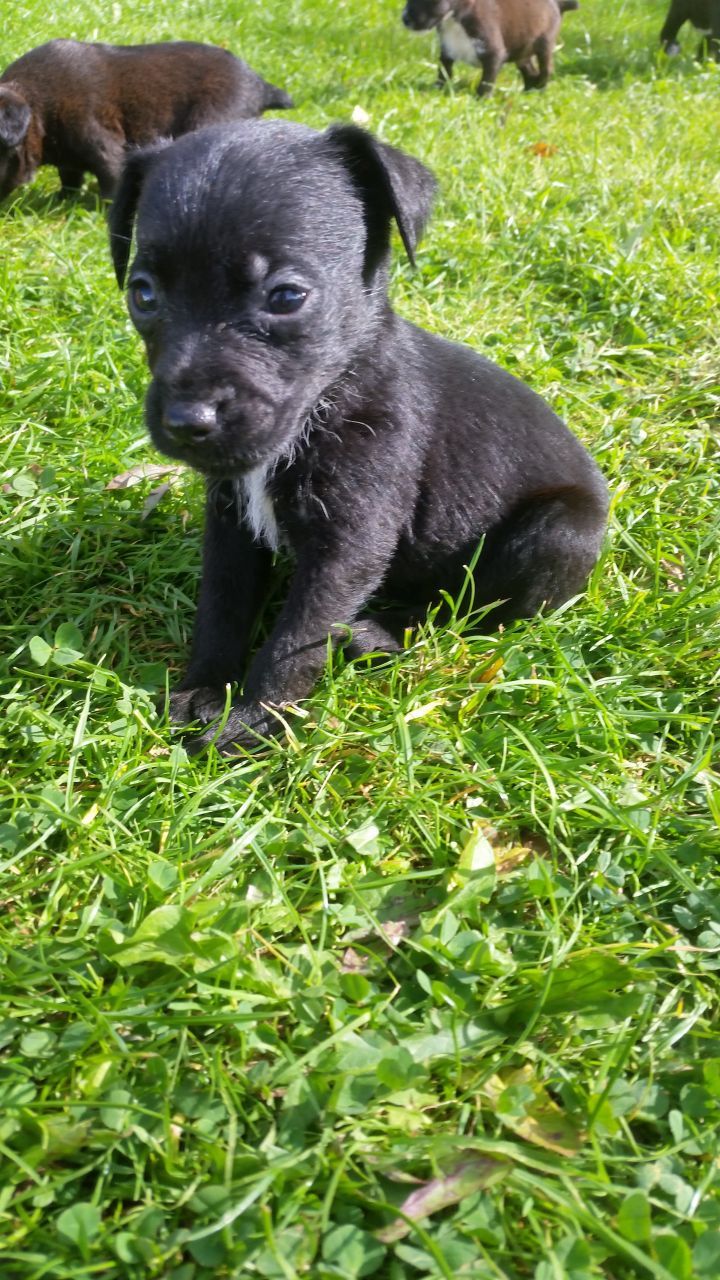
[440,16,486,65]
[240,465,280,551]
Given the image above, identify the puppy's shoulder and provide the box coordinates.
[403,320,541,398]
[402,320,582,449]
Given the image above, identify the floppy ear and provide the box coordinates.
[326,124,437,269]
[108,144,168,286]
[0,87,32,149]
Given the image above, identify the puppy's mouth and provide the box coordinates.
[153,431,280,479]
[147,392,304,479]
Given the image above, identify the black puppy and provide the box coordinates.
[0,39,292,201]
[660,0,720,57]
[109,121,608,754]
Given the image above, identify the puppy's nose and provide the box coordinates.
[162,401,218,445]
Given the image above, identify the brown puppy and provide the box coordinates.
[660,0,720,57]
[402,0,579,94]
[0,39,293,200]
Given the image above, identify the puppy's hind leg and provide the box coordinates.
[84,125,126,199]
[660,0,687,53]
[525,35,555,89]
[468,485,608,628]
[476,48,505,96]
[437,49,455,87]
[518,58,541,90]
[707,3,720,58]
[57,165,85,197]
[697,31,720,60]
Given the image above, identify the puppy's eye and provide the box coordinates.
[129,275,158,316]
[266,285,307,315]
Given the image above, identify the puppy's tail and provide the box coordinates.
[262,80,294,111]
[558,0,579,11]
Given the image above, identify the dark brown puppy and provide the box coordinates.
[660,0,720,57]
[402,0,579,94]
[0,39,293,200]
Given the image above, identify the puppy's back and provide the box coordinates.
[99,41,293,125]
[490,0,564,57]
[0,38,292,133]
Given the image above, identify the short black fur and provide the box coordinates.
[659,0,720,57]
[109,120,608,754]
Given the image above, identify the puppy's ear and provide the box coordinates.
[108,144,167,286]
[0,88,32,149]
[326,124,436,268]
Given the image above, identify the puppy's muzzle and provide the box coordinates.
[402,7,437,30]
[162,400,220,447]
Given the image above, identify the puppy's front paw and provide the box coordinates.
[185,701,284,757]
[169,685,229,726]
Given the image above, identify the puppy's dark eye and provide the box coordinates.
[128,275,158,317]
[266,285,307,315]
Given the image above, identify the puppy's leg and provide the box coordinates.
[476,48,505,96]
[526,35,554,90]
[189,536,396,753]
[660,0,688,53]
[170,481,272,727]
[467,486,607,626]
[437,49,455,87]
[57,165,84,197]
[697,8,720,60]
[518,58,541,89]
[709,1,720,59]
[84,125,125,199]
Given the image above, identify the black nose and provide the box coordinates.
[162,401,218,445]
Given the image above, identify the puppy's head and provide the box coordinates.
[0,86,33,199]
[402,0,452,32]
[109,121,436,478]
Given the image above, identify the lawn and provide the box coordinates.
[1,0,719,1276]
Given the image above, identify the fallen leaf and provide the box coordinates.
[106,463,183,490]
[377,1155,509,1243]
[341,947,370,974]
[141,482,172,520]
[482,1066,585,1156]
[529,140,557,157]
[660,557,684,592]
[495,844,534,875]
[381,919,413,947]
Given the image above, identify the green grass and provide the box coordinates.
[1,0,719,1276]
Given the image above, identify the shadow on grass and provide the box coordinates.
[2,482,301,689]
[559,44,690,89]
[2,181,109,221]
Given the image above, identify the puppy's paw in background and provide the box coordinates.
[168,684,230,727]
[184,701,284,756]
